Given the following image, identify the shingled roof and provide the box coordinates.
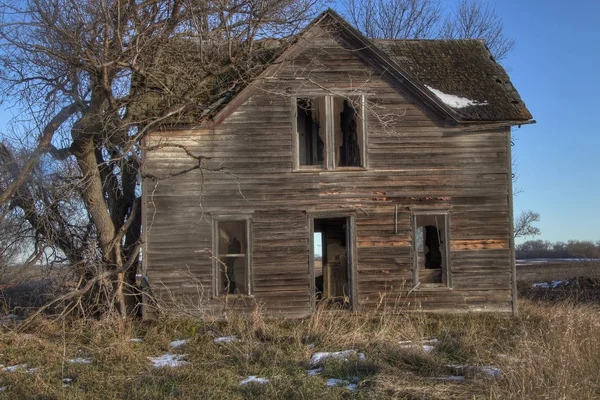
[146,10,532,126]
[374,39,532,122]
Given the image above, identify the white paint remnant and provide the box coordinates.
[169,339,188,348]
[240,376,269,385]
[214,335,238,343]
[309,350,366,366]
[425,85,488,108]
[68,358,92,365]
[148,353,189,368]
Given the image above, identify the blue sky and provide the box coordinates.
[488,0,600,243]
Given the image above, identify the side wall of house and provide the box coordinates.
[143,22,514,316]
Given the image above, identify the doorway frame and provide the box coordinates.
[308,211,358,312]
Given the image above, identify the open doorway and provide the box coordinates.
[312,217,352,308]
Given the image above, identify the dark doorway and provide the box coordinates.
[313,217,351,307]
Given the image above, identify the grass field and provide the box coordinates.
[517,259,600,282]
[0,261,598,399]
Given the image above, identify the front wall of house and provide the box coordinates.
[143,22,514,317]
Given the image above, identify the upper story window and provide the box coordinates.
[297,98,326,167]
[294,95,366,170]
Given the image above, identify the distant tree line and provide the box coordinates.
[516,240,600,260]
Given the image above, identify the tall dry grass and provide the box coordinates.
[0,295,598,399]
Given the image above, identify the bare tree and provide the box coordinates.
[343,0,443,39]
[0,0,319,316]
[342,0,515,61]
[514,210,541,240]
[441,0,515,61]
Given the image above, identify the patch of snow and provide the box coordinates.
[533,280,567,289]
[1,364,28,372]
[169,339,188,348]
[130,338,143,343]
[27,368,38,373]
[477,366,502,377]
[307,343,315,349]
[425,85,488,109]
[0,314,19,325]
[326,378,358,391]
[148,353,189,368]
[63,378,73,384]
[532,282,551,289]
[309,350,366,367]
[214,335,238,343]
[240,376,269,385]
[68,358,92,365]
[447,364,501,377]
[399,344,435,353]
[0,386,6,392]
[432,375,465,382]
[307,367,323,376]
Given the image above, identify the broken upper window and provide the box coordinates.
[413,213,450,287]
[295,95,365,170]
[333,97,362,167]
[297,98,325,167]
[216,220,249,296]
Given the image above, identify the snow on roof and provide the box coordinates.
[425,85,488,109]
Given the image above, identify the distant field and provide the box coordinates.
[516,258,600,282]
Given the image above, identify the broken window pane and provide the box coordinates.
[414,214,447,285]
[333,97,362,167]
[297,98,325,167]
[217,220,248,295]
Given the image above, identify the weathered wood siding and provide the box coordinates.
[143,21,514,316]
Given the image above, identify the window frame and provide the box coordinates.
[292,95,367,171]
[411,210,452,290]
[211,214,253,298]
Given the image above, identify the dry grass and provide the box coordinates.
[0,296,599,399]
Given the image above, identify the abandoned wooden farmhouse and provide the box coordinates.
[141,10,534,317]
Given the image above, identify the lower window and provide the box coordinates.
[412,213,451,288]
[214,219,251,296]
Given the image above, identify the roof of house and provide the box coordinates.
[144,9,532,127]
[374,39,532,121]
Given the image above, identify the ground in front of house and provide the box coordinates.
[1,276,600,400]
